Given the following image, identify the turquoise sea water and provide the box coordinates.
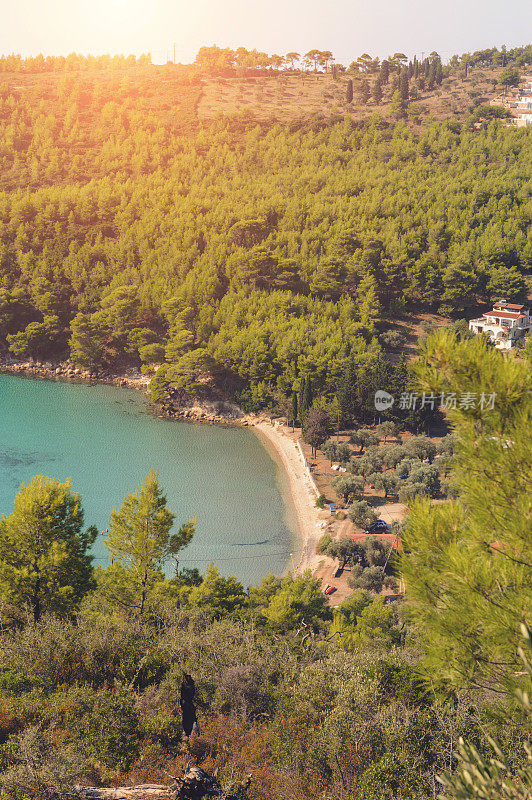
[0,374,297,586]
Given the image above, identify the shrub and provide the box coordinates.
[379,330,405,349]
[0,668,40,696]
[78,690,140,772]
[0,725,88,799]
[365,659,432,707]
[315,493,327,508]
[358,752,425,799]
[141,712,181,748]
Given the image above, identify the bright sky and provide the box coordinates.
[2,0,531,65]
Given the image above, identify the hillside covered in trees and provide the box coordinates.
[0,335,529,799]
[0,52,530,410]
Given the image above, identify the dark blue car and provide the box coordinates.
[364,520,391,535]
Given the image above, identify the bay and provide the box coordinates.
[0,374,298,586]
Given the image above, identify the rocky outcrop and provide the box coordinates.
[156,399,249,426]
[0,358,150,391]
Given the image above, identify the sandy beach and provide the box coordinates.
[251,419,332,574]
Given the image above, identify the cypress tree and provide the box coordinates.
[400,69,409,101]
[427,60,437,89]
[380,59,389,84]
[372,77,383,103]
[298,379,306,425]
[346,78,353,103]
[359,79,370,104]
[338,359,358,424]
[304,374,313,417]
[291,391,298,427]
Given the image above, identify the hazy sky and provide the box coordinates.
[2,0,531,65]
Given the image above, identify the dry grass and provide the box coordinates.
[198,67,508,123]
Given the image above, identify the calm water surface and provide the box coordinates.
[0,374,298,585]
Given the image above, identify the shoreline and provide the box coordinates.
[0,357,151,391]
[0,360,324,574]
[251,419,331,574]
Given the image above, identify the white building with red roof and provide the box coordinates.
[492,79,532,127]
[469,300,531,349]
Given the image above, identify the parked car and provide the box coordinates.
[324,585,337,596]
[364,519,390,535]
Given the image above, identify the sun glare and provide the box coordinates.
[77,0,154,51]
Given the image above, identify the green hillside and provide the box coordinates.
[0,51,530,411]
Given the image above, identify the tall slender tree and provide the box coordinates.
[346,78,353,103]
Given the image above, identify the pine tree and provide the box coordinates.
[356,273,380,327]
[104,471,195,617]
[372,78,383,103]
[304,406,332,455]
[439,626,532,800]
[188,563,246,613]
[380,59,389,84]
[0,476,97,621]
[69,312,107,371]
[401,331,532,695]
[388,90,408,120]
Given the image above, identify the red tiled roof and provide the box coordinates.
[487,310,525,319]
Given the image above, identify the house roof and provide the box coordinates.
[494,302,525,310]
[487,310,525,320]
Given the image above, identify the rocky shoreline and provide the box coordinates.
[0,358,252,426]
[0,357,150,389]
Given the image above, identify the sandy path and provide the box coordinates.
[251,419,331,573]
